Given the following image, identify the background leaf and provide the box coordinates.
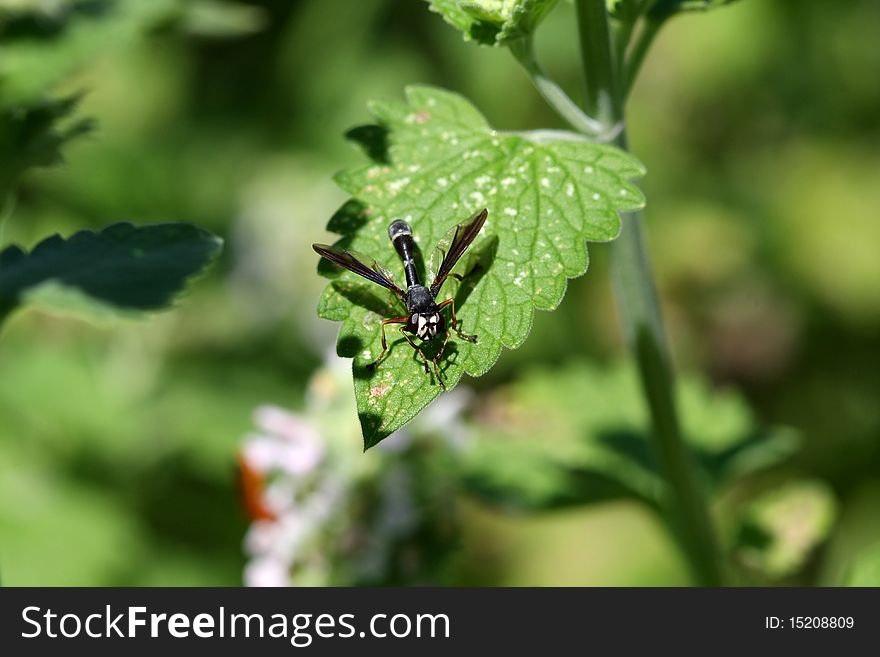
[0,0,179,105]
[460,359,799,509]
[0,95,92,196]
[317,86,644,447]
[733,480,837,579]
[0,222,222,322]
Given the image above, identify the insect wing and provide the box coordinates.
[429,208,488,297]
[313,243,404,298]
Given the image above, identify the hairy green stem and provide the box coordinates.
[574,0,725,586]
[509,37,606,139]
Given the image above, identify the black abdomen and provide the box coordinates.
[389,220,419,288]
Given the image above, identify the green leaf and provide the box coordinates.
[317,86,645,448]
[734,480,837,579]
[0,95,92,196]
[460,359,799,509]
[0,222,222,323]
[845,543,880,587]
[426,0,559,46]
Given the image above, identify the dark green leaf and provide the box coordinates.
[317,86,644,448]
[0,222,222,322]
[0,95,92,197]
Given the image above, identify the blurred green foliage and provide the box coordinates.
[0,0,878,585]
[0,0,223,324]
[462,359,798,510]
[733,479,836,581]
[0,95,91,197]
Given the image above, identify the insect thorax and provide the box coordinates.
[404,284,435,313]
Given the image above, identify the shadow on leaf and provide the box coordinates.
[358,411,384,450]
[326,199,370,235]
[345,124,390,164]
[453,234,497,311]
[337,334,364,359]
[331,281,399,318]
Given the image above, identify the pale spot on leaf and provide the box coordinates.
[370,385,391,398]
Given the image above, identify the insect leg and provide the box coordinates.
[437,298,477,343]
[399,327,441,385]
[367,316,409,370]
[431,327,451,390]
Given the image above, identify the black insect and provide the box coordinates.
[313,208,488,390]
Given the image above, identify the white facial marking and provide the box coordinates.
[413,313,440,340]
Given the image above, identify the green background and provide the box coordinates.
[1,0,878,585]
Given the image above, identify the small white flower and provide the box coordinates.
[239,359,470,586]
[243,405,325,475]
[244,555,291,587]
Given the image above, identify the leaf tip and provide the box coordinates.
[359,412,386,451]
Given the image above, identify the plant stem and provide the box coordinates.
[509,37,606,139]
[623,18,662,97]
[575,0,622,129]
[574,0,725,586]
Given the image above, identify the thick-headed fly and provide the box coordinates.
[313,208,488,390]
